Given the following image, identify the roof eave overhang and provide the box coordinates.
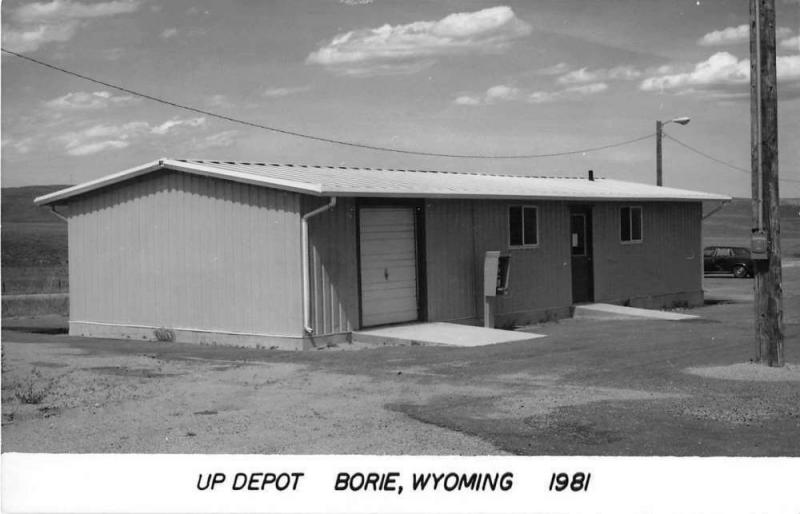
[33,158,325,206]
[322,190,732,202]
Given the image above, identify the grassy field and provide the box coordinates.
[703,197,800,257]
[2,186,69,295]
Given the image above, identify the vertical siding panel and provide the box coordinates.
[199,174,210,329]
[68,200,79,321]
[593,201,703,303]
[92,193,101,320]
[179,174,189,327]
[305,197,358,335]
[242,181,252,332]
[66,173,355,338]
[425,199,477,322]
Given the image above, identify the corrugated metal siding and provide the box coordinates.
[473,201,573,318]
[67,171,303,336]
[425,200,572,323]
[592,202,702,302]
[305,197,359,335]
[424,200,477,322]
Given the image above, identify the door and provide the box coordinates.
[570,207,594,303]
[359,207,419,327]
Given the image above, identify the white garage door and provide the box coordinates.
[359,207,419,327]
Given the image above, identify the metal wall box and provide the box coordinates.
[751,232,769,260]
[484,251,511,297]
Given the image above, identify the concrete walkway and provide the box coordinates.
[353,322,546,347]
[572,303,699,321]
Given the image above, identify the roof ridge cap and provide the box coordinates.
[174,159,600,179]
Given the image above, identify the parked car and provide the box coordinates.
[703,246,753,278]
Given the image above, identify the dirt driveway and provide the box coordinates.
[2,267,798,456]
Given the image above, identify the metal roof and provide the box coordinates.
[34,158,731,206]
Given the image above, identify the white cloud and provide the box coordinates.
[566,83,608,95]
[454,84,519,105]
[198,130,238,148]
[698,24,749,46]
[454,95,481,105]
[67,140,130,156]
[557,65,641,85]
[205,94,232,108]
[13,0,140,23]
[307,6,532,76]
[557,68,600,85]
[485,84,520,101]
[778,54,800,81]
[151,117,206,135]
[1,22,80,53]
[537,62,570,75]
[606,65,643,80]
[55,117,207,156]
[2,137,36,154]
[456,81,607,106]
[782,35,800,51]
[2,0,141,52]
[44,90,138,110]
[699,24,792,46]
[528,82,608,103]
[160,27,178,39]
[640,52,800,95]
[262,85,312,97]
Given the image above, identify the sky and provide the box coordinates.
[2,0,799,196]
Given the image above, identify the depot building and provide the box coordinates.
[35,159,730,350]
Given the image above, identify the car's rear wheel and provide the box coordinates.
[733,265,748,278]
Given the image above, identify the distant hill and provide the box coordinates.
[2,185,71,269]
[2,185,72,223]
[703,197,800,257]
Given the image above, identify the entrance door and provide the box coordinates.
[570,207,594,303]
[359,207,419,327]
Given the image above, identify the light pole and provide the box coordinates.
[656,116,691,186]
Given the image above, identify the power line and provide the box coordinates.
[2,47,655,160]
[664,133,800,185]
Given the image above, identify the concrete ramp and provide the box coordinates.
[573,303,699,321]
[353,322,546,348]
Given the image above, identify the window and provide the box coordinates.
[620,206,643,243]
[571,213,587,256]
[509,206,538,247]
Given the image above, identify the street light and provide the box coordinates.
[656,116,691,186]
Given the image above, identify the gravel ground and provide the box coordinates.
[685,362,800,381]
[1,341,503,454]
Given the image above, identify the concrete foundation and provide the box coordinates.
[69,321,312,350]
[354,322,546,347]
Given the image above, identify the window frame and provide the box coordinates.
[620,205,643,244]
[508,205,540,248]
[570,212,588,256]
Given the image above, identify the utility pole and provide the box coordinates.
[750,0,784,366]
[655,117,690,186]
[656,120,663,186]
